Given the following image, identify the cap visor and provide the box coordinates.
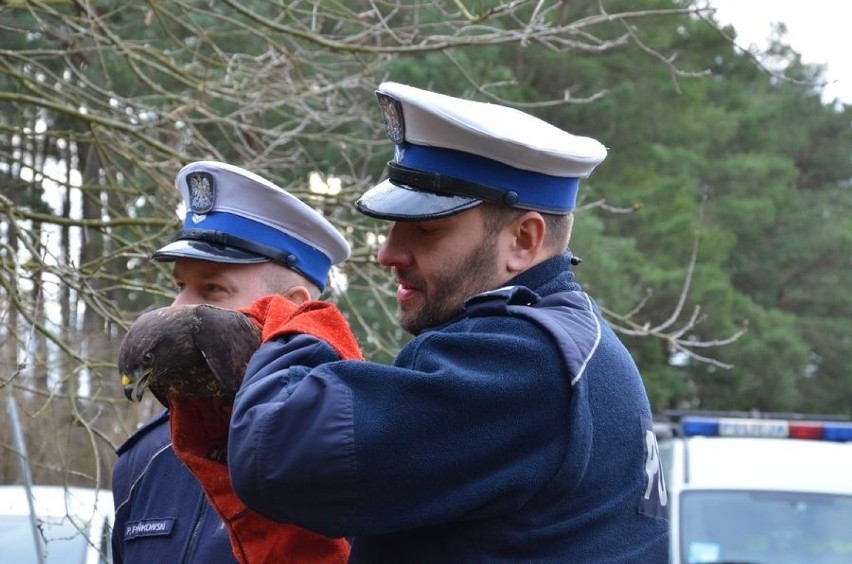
[152,239,268,264]
[355,179,480,221]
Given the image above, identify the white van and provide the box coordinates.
[657,412,852,564]
[0,485,113,564]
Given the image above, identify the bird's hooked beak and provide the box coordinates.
[121,369,151,402]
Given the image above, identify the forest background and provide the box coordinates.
[1,0,850,494]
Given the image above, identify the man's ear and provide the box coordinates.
[283,285,312,305]
[506,211,546,273]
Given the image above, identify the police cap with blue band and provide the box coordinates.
[356,82,608,221]
[152,161,350,291]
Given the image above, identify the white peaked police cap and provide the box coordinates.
[356,82,608,221]
[152,161,350,291]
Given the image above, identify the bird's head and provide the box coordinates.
[119,306,198,404]
[120,309,167,403]
[119,304,259,407]
[119,344,157,402]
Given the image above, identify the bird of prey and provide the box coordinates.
[119,304,261,406]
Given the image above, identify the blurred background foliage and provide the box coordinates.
[1,0,849,490]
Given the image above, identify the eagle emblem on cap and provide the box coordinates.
[187,172,215,214]
[376,92,405,144]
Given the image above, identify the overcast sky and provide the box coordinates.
[710,0,850,103]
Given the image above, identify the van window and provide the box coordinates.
[679,490,852,563]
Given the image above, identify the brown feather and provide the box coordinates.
[119,305,261,406]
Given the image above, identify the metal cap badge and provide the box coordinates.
[186,171,216,214]
[153,161,350,291]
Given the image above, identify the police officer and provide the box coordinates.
[226,83,669,562]
[111,161,351,563]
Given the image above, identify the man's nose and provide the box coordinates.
[376,226,412,268]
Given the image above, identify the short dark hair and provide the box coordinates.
[261,261,322,300]
[479,203,573,251]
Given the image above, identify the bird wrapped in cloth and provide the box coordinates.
[119,304,261,407]
[117,298,356,563]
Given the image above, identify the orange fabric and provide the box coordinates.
[238,295,298,339]
[239,295,363,360]
[170,295,363,563]
[170,397,350,564]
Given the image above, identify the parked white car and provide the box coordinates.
[0,485,113,564]
[657,413,852,564]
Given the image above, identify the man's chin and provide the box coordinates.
[398,302,432,335]
[397,309,420,336]
[398,304,461,336]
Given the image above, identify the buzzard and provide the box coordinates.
[119,304,261,406]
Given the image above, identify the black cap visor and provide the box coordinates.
[355,179,481,221]
[152,239,268,264]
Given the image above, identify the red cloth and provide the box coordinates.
[170,296,362,563]
[239,295,363,360]
[169,398,349,563]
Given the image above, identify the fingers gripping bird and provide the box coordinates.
[119,305,261,406]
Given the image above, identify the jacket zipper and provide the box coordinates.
[181,491,207,563]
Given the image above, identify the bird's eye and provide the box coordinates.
[141,352,154,365]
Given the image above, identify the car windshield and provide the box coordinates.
[0,515,90,563]
[680,490,852,563]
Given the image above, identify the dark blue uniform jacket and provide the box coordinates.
[111,411,238,564]
[229,253,669,562]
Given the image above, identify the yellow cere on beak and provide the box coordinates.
[121,374,133,386]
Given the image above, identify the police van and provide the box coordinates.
[656,411,852,564]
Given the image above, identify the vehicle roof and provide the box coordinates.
[0,485,114,520]
[676,437,852,495]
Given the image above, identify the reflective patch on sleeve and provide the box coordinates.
[124,517,175,540]
[639,416,668,519]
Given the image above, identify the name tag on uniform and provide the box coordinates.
[124,517,175,540]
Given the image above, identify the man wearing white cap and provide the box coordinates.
[227,83,669,561]
[111,161,352,563]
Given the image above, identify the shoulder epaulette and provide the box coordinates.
[463,286,540,316]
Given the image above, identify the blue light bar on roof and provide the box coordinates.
[680,417,719,437]
[680,416,852,442]
[823,423,852,442]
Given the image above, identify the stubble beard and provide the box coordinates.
[397,239,500,335]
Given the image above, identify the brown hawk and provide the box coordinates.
[119,305,261,406]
